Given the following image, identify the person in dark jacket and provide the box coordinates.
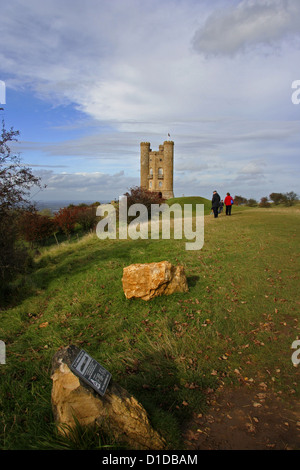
[211,190,221,218]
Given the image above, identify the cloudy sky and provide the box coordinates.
[1,0,299,204]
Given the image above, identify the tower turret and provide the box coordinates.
[162,141,174,199]
[140,142,150,190]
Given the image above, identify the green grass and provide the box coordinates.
[167,196,212,215]
[0,202,299,449]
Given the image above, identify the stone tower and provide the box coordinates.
[140,141,174,199]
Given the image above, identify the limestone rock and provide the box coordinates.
[122,261,188,301]
[51,345,166,450]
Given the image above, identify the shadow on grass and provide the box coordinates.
[4,237,183,307]
[119,349,209,448]
[33,240,136,289]
[186,275,200,288]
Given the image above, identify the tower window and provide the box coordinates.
[158,168,163,177]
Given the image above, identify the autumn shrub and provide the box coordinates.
[123,186,165,222]
[259,196,271,208]
[76,205,98,232]
[18,210,56,245]
[53,206,79,237]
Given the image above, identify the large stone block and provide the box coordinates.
[122,261,188,301]
[51,345,166,450]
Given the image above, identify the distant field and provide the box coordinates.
[0,203,299,449]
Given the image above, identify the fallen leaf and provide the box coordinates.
[246,423,256,433]
[259,382,268,390]
[257,393,266,400]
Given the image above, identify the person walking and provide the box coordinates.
[224,192,234,215]
[211,190,221,218]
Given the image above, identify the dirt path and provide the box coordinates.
[183,385,300,450]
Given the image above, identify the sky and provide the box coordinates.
[0,0,299,204]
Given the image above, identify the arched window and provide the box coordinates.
[158,168,163,177]
[149,168,153,177]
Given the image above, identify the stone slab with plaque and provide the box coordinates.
[70,349,111,396]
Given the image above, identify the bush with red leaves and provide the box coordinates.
[123,186,165,222]
[53,206,79,237]
[19,211,56,244]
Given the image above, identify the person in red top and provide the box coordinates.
[224,192,234,216]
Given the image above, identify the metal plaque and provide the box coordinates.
[70,349,111,396]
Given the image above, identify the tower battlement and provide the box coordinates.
[140,140,174,199]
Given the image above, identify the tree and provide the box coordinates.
[269,191,298,206]
[53,206,79,237]
[259,196,271,208]
[18,210,56,245]
[0,121,43,290]
[282,191,298,206]
[76,205,98,232]
[0,122,42,215]
[123,186,165,222]
[269,192,284,205]
[246,198,257,207]
[234,195,247,205]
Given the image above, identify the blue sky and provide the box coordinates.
[1,0,299,203]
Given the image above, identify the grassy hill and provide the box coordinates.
[167,196,212,215]
[0,204,299,449]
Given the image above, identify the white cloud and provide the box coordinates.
[192,0,300,57]
[32,168,138,201]
[1,0,299,202]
